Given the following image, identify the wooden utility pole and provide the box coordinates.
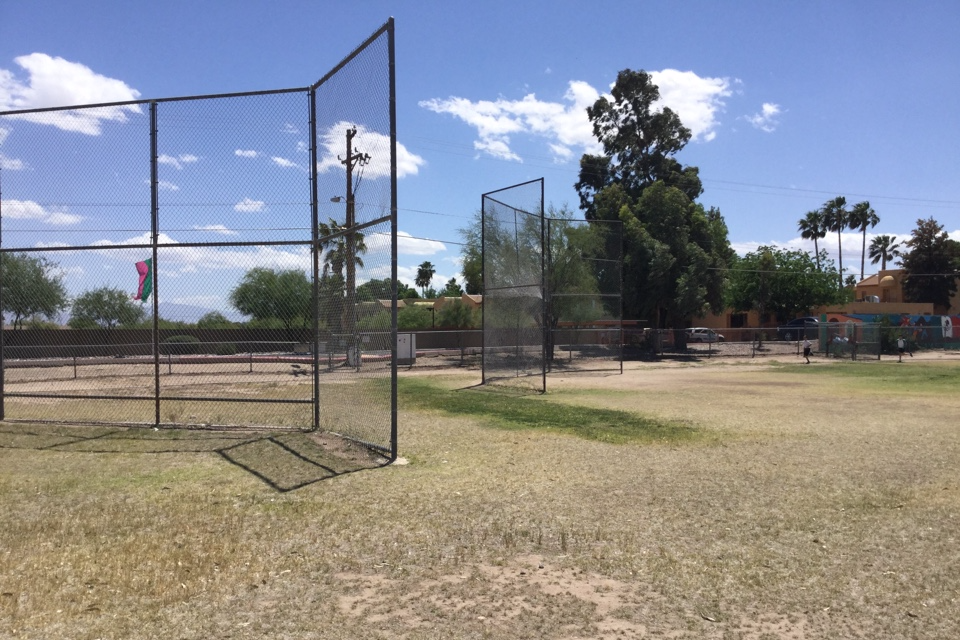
[341,127,369,366]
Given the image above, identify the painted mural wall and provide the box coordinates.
[823,313,960,348]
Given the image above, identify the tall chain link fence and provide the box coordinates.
[0,20,397,457]
[481,179,546,390]
[546,217,622,374]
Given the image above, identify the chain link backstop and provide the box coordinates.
[481,179,546,390]
[0,20,397,459]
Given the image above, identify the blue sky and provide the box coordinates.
[1,0,959,318]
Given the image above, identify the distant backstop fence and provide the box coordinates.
[0,20,398,458]
[638,323,883,360]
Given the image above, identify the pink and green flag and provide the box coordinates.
[134,258,152,302]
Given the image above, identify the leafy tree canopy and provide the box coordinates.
[196,311,234,329]
[436,298,479,329]
[68,287,146,329]
[575,69,703,219]
[725,246,847,323]
[1,253,69,329]
[440,277,464,297]
[229,268,312,336]
[571,69,732,333]
[901,218,960,310]
[615,182,733,329]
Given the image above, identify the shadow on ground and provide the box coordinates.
[0,422,389,492]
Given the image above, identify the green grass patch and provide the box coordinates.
[398,377,700,444]
[782,359,960,395]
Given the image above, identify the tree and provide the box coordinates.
[868,234,901,271]
[573,69,732,339]
[820,196,849,287]
[797,209,827,270]
[436,298,479,364]
[0,253,69,329]
[848,201,879,280]
[318,217,366,280]
[356,277,418,302]
[900,218,960,310]
[617,184,732,336]
[440,277,463,297]
[229,268,312,338]
[725,246,846,325]
[68,287,146,329]
[197,311,233,329]
[397,304,432,330]
[415,261,436,297]
[458,212,483,295]
[575,69,703,217]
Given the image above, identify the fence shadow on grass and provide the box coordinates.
[0,423,389,492]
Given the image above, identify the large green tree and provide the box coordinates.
[0,253,69,329]
[574,69,703,217]
[616,182,732,334]
[68,287,146,329]
[725,246,846,324]
[900,218,960,310]
[573,69,732,338]
[229,268,312,337]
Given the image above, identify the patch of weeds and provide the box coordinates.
[398,378,700,445]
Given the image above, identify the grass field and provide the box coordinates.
[2,354,959,639]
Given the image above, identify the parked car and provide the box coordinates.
[686,327,725,343]
[777,317,819,341]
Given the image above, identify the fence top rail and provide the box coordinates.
[0,86,310,118]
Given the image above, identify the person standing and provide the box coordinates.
[897,336,908,362]
[803,337,812,364]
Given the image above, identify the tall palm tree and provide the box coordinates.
[868,234,901,271]
[317,217,366,280]
[821,196,848,287]
[848,201,880,280]
[415,261,436,297]
[797,209,827,270]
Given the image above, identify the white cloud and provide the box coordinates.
[93,232,312,273]
[0,53,141,134]
[282,123,299,134]
[235,149,258,158]
[420,80,601,163]
[0,154,24,170]
[316,121,424,179]
[648,70,731,142]
[1,199,81,225]
[398,231,446,256]
[421,71,734,160]
[157,180,179,191]
[194,224,237,236]
[234,198,265,213]
[745,102,782,132]
[157,153,199,170]
[271,156,300,169]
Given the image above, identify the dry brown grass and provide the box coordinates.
[2,353,959,638]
